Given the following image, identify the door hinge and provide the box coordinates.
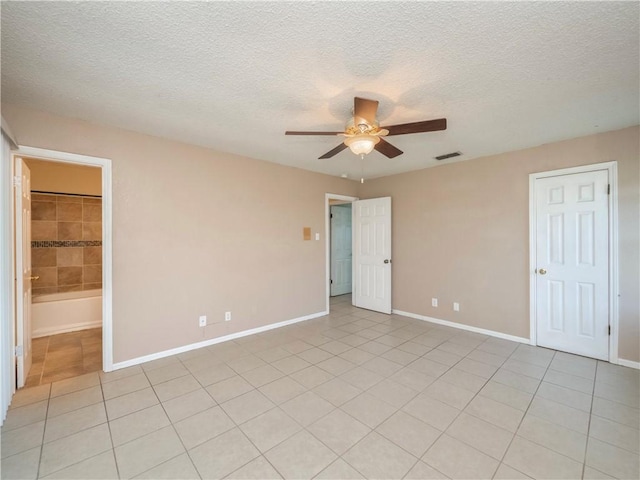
[13,175,21,187]
[608,325,611,336]
[15,345,23,357]
[330,279,333,284]
[607,184,610,195]
[330,213,333,218]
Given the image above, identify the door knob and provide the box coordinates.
[29,275,40,281]
[538,269,547,275]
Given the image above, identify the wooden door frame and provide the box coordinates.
[13,146,114,373]
[325,193,358,313]
[528,161,618,363]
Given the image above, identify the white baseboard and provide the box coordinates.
[112,310,328,371]
[617,358,640,370]
[393,309,531,345]
[32,320,102,338]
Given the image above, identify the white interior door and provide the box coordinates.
[15,158,33,387]
[535,170,609,360]
[353,197,392,314]
[330,205,352,296]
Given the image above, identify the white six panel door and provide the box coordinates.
[330,205,353,296]
[15,158,33,387]
[535,170,609,360]
[353,197,392,314]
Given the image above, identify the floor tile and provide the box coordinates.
[105,387,158,420]
[339,366,384,390]
[581,466,615,480]
[454,357,499,379]
[259,376,306,404]
[423,434,499,480]
[535,381,592,412]
[191,362,236,387]
[0,446,41,480]
[360,356,404,377]
[589,415,640,453]
[492,463,532,479]
[289,365,334,389]
[517,414,587,462]
[271,355,311,375]
[101,372,150,400]
[465,349,508,368]
[144,363,189,385]
[281,391,334,426]
[550,355,596,380]
[366,378,417,408]
[591,396,640,428]
[162,388,215,423]
[594,378,640,408]
[42,450,119,479]
[225,455,283,479]
[0,420,45,459]
[390,368,437,391]
[527,397,589,434]
[407,357,450,377]
[543,368,594,394]
[240,407,301,452]
[307,408,370,455]
[109,404,170,446]
[446,412,513,460]
[376,410,440,457]
[491,368,540,394]
[43,402,107,443]
[9,384,51,409]
[313,377,361,406]
[478,381,533,411]
[424,348,463,367]
[317,356,356,376]
[503,436,584,479]
[50,373,99,398]
[39,423,112,477]
[338,348,376,365]
[134,452,200,479]
[241,364,285,388]
[221,389,275,424]
[403,393,460,431]
[255,346,291,363]
[423,379,475,410]
[341,392,397,429]
[99,365,143,384]
[153,374,202,402]
[265,430,337,480]
[227,354,267,374]
[403,460,449,479]
[343,431,417,479]
[314,458,364,479]
[47,386,103,418]
[464,395,524,432]
[173,405,235,449]
[296,347,333,364]
[206,375,255,404]
[114,425,185,479]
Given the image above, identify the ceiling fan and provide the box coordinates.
[285,97,447,159]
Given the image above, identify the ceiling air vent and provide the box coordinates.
[434,151,462,161]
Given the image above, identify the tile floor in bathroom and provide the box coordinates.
[1,296,638,479]
[25,328,102,387]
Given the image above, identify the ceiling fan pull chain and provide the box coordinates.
[360,154,365,183]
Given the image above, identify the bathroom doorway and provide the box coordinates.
[14,147,113,388]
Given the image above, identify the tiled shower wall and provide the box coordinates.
[31,193,102,296]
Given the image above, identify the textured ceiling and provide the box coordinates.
[2,1,638,180]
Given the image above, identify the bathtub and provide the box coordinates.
[32,289,102,338]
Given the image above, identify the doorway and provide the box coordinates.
[330,203,353,297]
[529,162,619,362]
[13,147,113,389]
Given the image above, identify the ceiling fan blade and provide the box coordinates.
[319,143,348,159]
[354,97,379,126]
[285,131,342,135]
[374,138,403,158]
[383,118,447,136]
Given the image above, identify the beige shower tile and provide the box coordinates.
[32,201,57,221]
[58,221,82,240]
[32,247,57,267]
[32,221,58,240]
[57,247,83,266]
[58,266,83,286]
[57,202,82,221]
[83,222,102,240]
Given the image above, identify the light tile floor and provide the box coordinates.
[2,295,639,479]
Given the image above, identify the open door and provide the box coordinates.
[353,197,392,314]
[15,157,33,388]
[330,204,352,296]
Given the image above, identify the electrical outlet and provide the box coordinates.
[199,315,207,327]
[225,311,231,321]
[453,302,460,312]
[431,298,438,307]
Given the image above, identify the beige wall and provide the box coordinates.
[3,104,359,363]
[360,127,639,363]
[24,158,101,196]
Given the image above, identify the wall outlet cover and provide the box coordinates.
[199,315,207,327]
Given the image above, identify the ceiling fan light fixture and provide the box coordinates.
[344,134,380,156]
